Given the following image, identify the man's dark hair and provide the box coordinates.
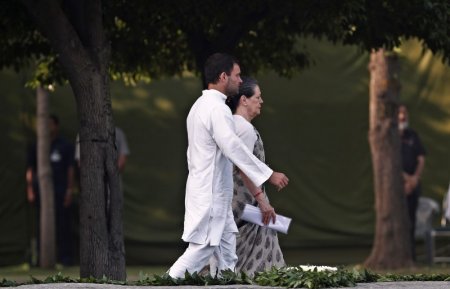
[49,114,60,126]
[204,53,239,85]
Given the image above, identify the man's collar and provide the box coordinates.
[203,89,227,101]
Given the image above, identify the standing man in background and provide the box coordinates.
[26,114,75,266]
[168,53,289,278]
[398,104,426,261]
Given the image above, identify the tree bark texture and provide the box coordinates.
[75,60,125,281]
[36,86,56,268]
[364,49,413,270]
[21,0,126,280]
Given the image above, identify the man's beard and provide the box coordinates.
[224,82,239,97]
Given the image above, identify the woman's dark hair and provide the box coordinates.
[204,53,239,85]
[226,77,258,113]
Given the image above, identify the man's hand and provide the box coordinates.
[403,173,418,195]
[25,168,35,203]
[255,193,276,225]
[27,186,35,203]
[409,175,419,190]
[404,181,413,195]
[268,172,289,191]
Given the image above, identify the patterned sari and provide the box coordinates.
[232,128,285,276]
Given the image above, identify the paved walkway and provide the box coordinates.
[14,282,450,289]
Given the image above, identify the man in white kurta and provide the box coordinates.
[168,88,273,277]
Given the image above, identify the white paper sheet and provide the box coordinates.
[241,204,292,234]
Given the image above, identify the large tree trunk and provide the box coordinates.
[75,58,125,281]
[36,86,56,268]
[364,49,413,270]
[22,0,126,280]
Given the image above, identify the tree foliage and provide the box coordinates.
[340,1,450,59]
[1,0,449,84]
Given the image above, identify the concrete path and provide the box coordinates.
[14,282,450,289]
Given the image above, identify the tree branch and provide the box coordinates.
[20,0,94,82]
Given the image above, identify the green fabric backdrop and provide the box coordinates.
[1,39,449,266]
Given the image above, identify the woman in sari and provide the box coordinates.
[226,77,286,276]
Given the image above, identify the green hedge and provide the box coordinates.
[2,266,450,288]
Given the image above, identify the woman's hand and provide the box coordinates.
[255,193,276,225]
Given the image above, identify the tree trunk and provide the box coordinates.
[21,0,126,280]
[36,86,56,268]
[75,64,126,280]
[364,49,413,270]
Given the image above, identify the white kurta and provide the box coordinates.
[182,89,273,246]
